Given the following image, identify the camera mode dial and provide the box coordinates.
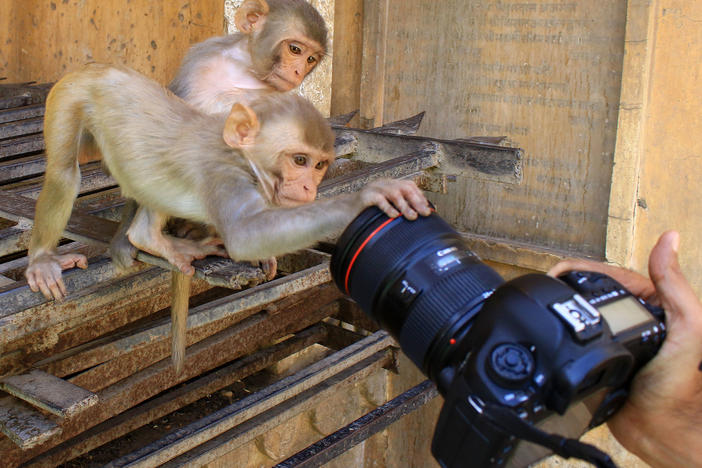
[488,343,535,388]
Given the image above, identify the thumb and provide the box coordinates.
[648,231,700,325]
[647,230,702,369]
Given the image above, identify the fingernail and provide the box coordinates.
[671,231,680,253]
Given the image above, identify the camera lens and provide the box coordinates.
[331,207,503,379]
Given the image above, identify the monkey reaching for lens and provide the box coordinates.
[25,64,432,302]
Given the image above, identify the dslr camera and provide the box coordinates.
[330,207,665,468]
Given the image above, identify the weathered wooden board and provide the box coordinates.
[0,370,97,418]
[348,0,627,258]
[0,396,60,449]
[0,1,224,85]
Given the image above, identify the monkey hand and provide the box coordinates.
[25,252,88,301]
[359,178,432,220]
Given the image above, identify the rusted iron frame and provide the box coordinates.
[0,116,43,139]
[65,283,341,392]
[0,257,329,378]
[0,154,47,184]
[0,102,45,124]
[0,134,44,158]
[3,162,115,200]
[23,325,329,468]
[103,331,395,468]
[160,351,396,468]
[2,297,345,465]
[0,395,60,449]
[318,320,369,351]
[275,380,438,468]
[0,189,124,259]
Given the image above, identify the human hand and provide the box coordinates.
[549,231,702,467]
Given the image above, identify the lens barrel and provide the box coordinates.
[331,207,504,378]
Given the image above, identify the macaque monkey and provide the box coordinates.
[110,0,330,271]
[25,64,431,371]
[170,0,328,114]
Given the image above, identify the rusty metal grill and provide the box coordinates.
[0,81,521,467]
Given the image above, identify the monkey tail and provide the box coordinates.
[171,271,192,375]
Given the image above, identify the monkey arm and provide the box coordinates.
[209,178,431,262]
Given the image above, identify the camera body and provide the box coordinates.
[331,207,665,467]
[431,271,665,468]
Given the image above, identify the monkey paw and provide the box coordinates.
[109,232,138,272]
[166,237,228,276]
[260,257,277,281]
[25,253,88,301]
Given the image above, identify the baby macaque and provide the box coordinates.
[170,0,328,113]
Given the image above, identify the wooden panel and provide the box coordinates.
[330,0,364,126]
[355,1,627,258]
[0,1,224,85]
[627,0,702,294]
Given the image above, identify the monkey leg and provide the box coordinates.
[127,206,226,276]
[109,198,139,272]
[26,138,87,301]
[166,218,217,241]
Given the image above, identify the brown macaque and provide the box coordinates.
[170,0,328,114]
[110,0,329,271]
[25,64,431,369]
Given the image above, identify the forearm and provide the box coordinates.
[221,193,361,261]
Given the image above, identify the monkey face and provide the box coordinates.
[274,151,331,206]
[265,38,323,91]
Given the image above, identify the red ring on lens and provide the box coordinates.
[343,216,401,294]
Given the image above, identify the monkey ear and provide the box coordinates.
[234,0,270,34]
[223,103,261,148]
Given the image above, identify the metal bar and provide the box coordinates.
[103,331,394,468]
[332,125,522,183]
[66,283,340,392]
[0,154,46,183]
[0,134,44,158]
[160,351,395,468]
[0,396,60,450]
[319,147,440,198]
[275,380,438,468]
[0,116,43,139]
[368,111,425,135]
[0,369,97,418]
[0,104,45,124]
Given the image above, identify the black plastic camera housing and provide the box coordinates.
[331,207,665,467]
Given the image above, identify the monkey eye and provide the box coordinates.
[315,160,328,170]
[293,154,308,166]
[307,56,317,65]
[289,43,302,55]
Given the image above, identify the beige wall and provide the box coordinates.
[608,0,702,294]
